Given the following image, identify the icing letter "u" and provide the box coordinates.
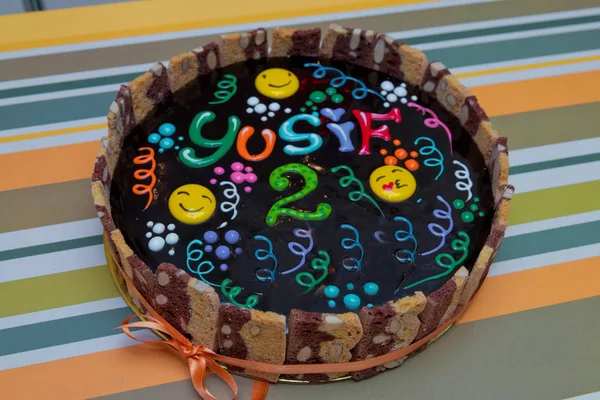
[236,126,276,161]
[278,114,323,156]
[352,108,402,155]
[179,111,241,168]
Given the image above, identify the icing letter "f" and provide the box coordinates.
[352,108,402,155]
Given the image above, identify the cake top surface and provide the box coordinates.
[110,56,493,315]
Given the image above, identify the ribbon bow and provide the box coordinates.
[118,315,239,400]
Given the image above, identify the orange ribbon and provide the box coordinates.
[110,240,468,399]
[119,315,238,400]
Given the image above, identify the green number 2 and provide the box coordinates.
[266,163,332,227]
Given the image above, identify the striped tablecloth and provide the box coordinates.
[1,0,599,398]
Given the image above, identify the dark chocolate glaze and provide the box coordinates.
[110,56,493,315]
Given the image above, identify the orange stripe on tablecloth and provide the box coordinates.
[1,256,598,399]
[469,69,600,117]
[459,256,600,323]
[1,70,599,193]
[0,141,98,192]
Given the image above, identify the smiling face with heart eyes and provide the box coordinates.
[369,165,417,203]
[168,184,217,224]
[255,68,300,99]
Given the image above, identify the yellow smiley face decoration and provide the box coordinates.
[369,165,417,203]
[255,68,300,99]
[168,184,217,225]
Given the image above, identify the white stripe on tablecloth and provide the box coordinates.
[0,297,125,330]
[488,243,600,277]
[0,0,500,61]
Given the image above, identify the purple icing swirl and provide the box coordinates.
[420,195,454,256]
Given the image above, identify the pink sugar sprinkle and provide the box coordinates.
[246,173,257,183]
[244,186,252,193]
[231,162,244,172]
[214,167,225,175]
[245,166,253,173]
[231,171,245,184]
[210,178,217,184]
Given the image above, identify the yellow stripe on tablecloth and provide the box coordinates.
[0,0,432,52]
[0,123,106,144]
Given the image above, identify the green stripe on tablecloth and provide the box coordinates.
[510,180,600,226]
[1,29,599,130]
[0,266,118,318]
[510,153,600,175]
[0,74,140,100]
[424,28,600,69]
[0,219,595,355]
[0,308,132,357]
[93,297,600,400]
[1,14,598,100]
[492,102,600,151]
[495,220,600,262]
[0,236,103,262]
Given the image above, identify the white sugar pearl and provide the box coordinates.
[411,95,418,101]
[168,249,175,256]
[284,108,292,114]
[401,83,407,87]
[386,93,398,102]
[268,111,275,117]
[254,103,267,114]
[381,80,394,91]
[148,236,165,252]
[152,223,165,234]
[246,107,253,114]
[268,102,280,111]
[146,221,154,228]
[393,87,407,97]
[145,232,152,238]
[261,116,268,122]
[167,224,175,231]
[380,90,388,96]
[384,102,390,108]
[165,232,179,245]
[247,96,259,106]
[401,98,408,104]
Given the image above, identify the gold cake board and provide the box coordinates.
[104,234,455,384]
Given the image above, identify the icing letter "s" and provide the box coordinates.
[352,108,402,155]
[278,114,323,156]
[179,111,241,168]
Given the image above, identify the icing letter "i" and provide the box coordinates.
[352,108,402,155]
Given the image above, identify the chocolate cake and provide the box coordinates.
[92,25,513,383]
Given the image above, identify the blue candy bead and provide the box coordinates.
[343,294,361,310]
[148,133,161,143]
[364,282,379,296]
[328,300,336,308]
[159,137,174,149]
[324,285,340,298]
[203,231,218,244]
[215,245,231,260]
[159,123,176,136]
[224,230,240,244]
